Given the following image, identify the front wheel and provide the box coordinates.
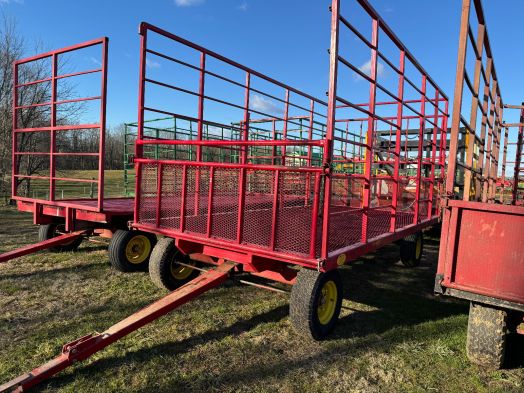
[38,223,82,252]
[108,230,157,272]
[149,238,200,291]
[289,268,343,341]
[399,232,423,267]
[466,302,508,369]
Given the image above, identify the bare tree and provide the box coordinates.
[0,15,23,202]
[0,15,85,201]
[105,124,126,170]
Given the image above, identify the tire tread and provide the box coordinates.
[467,302,507,369]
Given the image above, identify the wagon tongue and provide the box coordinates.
[0,230,88,264]
[0,261,236,393]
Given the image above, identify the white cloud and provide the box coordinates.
[175,0,204,7]
[250,94,283,115]
[146,58,161,69]
[237,1,248,11]
[89,57,102,67]
[0,0,24,4]
[355,59,385,81]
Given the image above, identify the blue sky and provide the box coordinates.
[2,0,524,128]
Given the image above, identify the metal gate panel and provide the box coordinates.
[12,38,108,212]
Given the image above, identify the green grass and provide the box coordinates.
[0,205,522,392]
[16,170,128,200]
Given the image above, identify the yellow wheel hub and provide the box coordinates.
[415,236,422,259]
[317,280,338,325]
[170,260,195,280]
[125,235,151,264]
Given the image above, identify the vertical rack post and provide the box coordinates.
[11,62,18,199]
[194,52,206,215]
[512,108,524,205]
[413,75,426,224]
[489,101,503,201]
[236,71,250,244]
[361,16,379,243]
[445,0,471,196]
[281,90,290,165]
[390,50,405,232]
[49,53,57,202]
[500,124,509,203]
[462,23,485,200]
[428,91,440,219]
[475,58,493,200]
[134,24,148,224]
[482,80,498,202]
[322,0,341,259]
[97,37,108,211]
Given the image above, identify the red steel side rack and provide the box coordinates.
[436,0,524,369]
[3,38,156,272]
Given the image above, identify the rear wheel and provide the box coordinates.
[38,223,82,252]
[399,232,423,267]
[290,268,343,340]
[108,230,156,272]
[466,302,508,369]
[149,237,199,291]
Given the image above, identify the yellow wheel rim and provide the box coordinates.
[415,236,422,259]
[125,235,151,264]
[170,260,195,280]
[317,280,338,325]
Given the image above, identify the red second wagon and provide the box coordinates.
[436,0,524,369]
[4,37,157,272]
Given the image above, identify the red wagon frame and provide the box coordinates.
[436,0,524,369]
[132,0,449,275]
[3,38,141,264]
[2,1,456,390]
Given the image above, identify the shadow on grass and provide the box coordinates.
[30,237,476,391]
[506,332,524,369]
[0,260,105,281]
[75,245,109,254]
[37,304,290,392]
[332,238,468,339]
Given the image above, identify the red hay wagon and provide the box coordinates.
[1,0,451,390]
[130,0,448,335]
[3,38,157,272]
[435,0,524,370]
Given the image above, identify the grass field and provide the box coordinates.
[10,170,130,201]
[0,205,522,392]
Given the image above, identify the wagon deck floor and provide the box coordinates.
[138,196,424,257]
[47,198,134,214]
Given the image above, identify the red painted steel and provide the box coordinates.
[437,0,524,310]
[133,10,448,271]
[0,261,236,392]
[1,3,454,391]
[0,230,88,264]
[438,201,524,305]
[8,39,136,257]
[12,38,110,213]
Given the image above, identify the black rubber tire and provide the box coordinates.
[108,229,157,272]
[399,232,423,267]
[289,268,343,341]
[149,237,200,291]
[38,223,83,252]
[466,302,508,369]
